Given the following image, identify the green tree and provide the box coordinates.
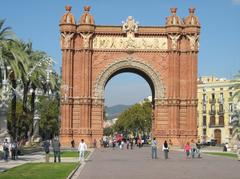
[1,31,29,140]
[231,71,240,140]
[38,96,60,140]
[113,100,152,136]
[7,100,32,140]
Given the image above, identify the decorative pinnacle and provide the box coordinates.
[170,7,177,14]
[189,7,195,14]
[84,6,91,12]
[65,5,72,12]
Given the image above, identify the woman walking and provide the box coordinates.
[162,140,169,159]
[184,142,191,159]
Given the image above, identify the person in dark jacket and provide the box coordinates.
[52,138,61,162]
[43,140,50,162]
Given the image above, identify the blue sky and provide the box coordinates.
[1,0,240,106]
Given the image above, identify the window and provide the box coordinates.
[203,104,206,113]
[229,103,233,112]
[219,104,223,112]
[211,104,215,111]
[203,129,207,135]
[203,94,206,102]
[210,116,215,126]
[229,92,232,97]
[212,93,215,99]
[203,116,206,126]
[219,116,224,126]
[220,93,224,100]
[230,128,233,135]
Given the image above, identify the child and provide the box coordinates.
[184,142,191,159]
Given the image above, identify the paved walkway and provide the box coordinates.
[78,147,240,179]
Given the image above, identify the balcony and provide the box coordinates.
[209,110,216,115]
[209,123,224,128]
[209,98,216,104]
[217,110,225,115]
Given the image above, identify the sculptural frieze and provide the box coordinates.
[92,36,168,51]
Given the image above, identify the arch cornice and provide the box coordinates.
[94,57,166,100]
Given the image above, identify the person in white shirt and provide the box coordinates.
[78,139,87,162]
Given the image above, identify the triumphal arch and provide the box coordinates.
[59,5,200,147]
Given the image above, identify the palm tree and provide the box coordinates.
[230,71,240,147]
[232,71,240,101]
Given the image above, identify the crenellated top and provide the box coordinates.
[165,8,184,26]
[184,8,200,26]
[60,5,75,25]
[79,6,95,25]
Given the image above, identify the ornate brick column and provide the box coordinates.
[59,6,76,145]
[184,7,200,142]
[71,6,95,145]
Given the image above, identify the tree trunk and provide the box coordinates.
[22,81,30,113]
[11,79,17,141]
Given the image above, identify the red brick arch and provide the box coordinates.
[59,6,200,147]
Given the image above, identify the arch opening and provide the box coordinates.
[94,58,165,101]
[105,68,155,104]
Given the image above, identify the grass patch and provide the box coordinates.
[0,163,78,179]
[50,150,90,158]
[204,152,237,158]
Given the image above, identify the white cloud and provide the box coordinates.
[232,0,240,5]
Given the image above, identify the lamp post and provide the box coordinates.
[32,88,41,142]
[30,56,54,142]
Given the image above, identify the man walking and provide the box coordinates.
[52,137,61,162]
[151,137,157,159]
[78,139,87,162]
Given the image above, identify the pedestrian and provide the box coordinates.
[43,140,50,163]
[93,139,97,148]
[52,137,61,162]
[184,142,191,159]
[162,140,169,159]
[10,141,17,160]
[78,139,87,162]
[126,139,130,149]
[120,140,124,150]
[190,139,197,158]
[71,139,75,148]
[112,140,116,150]
[196,140,201,158]
[137,138,141,148]
[3,139,9,161]
[151,137,157,159]
[130,138,134,150]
